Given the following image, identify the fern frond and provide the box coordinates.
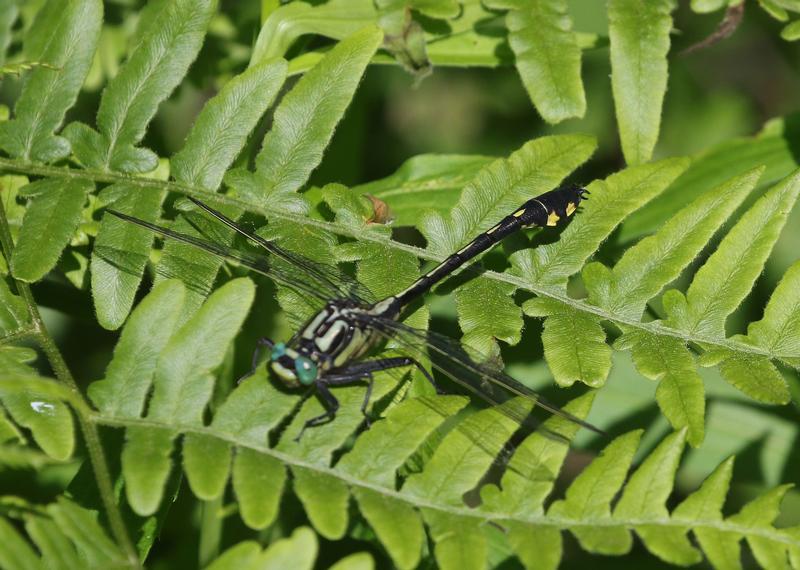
[0,0,101,163]
[608,0,675,165]
[0,496,126,569]
[69,298,798,570]
[0,3,798,567]
[205,527,374,570]
[0,348,75,461]
[484,0,586,123]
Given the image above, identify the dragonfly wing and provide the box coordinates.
[184,198,375,304]
[104,208,333,308]
[355,313,603,436]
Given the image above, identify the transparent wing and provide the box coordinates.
[353,313,604,436]
[104,205,375,312]
[184,198,375,305]
[104,208,346,311]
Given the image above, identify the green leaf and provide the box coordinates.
[276,375,396,464]
[47,498,123,567]
[292,468,349,539]
[0,498,126,569]
[505,524,561,570]
[665,168,800,337]
[352,154,493,227]
[329,552,374,570]
[423,510,486,570]
[232,448,286,530]
[91,185,165,329]
[184,369,299,502]
[615,329,706,445]
[486,0,585,123]
[122,278,255,515]
[0,516,40,570]
[11,178,92,282]
[781,19,800,40]
[512,156,689,288]
[0,0,101,162]
[615,429,701,565]
[585,166,764,320]
[691,0,727,12]
[0,387,75,462]
[403,400,525,505]
[523,298,610,387]
[258,527,317,570]
[88,279,186,417]
[608,0,676,164]
[151,202,241,321]
[620,119,798,241]
[0,4,17,68]
[322,184,392,236]
[205,541,262,570]
[728,485,794,570]
[419,134,596,257]
[699,347,789,404]
[228,26,383,209]
[454,279,520,355]
[548,430,642,554]
[424,1,512,67]
[153,57,288,316]
[353,489,424,570]
[171,58,289,191]
[63,0,215,172]
[0,276,29,334]
[337,396,468,487]
[672,457,736,570]
[746,259,800,358]
[759,0,790,21]
[481,392,594,516]
[24,516,83,570]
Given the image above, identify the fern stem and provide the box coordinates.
[0,158,794,365]
[0,196,142,569]
[92,412,800,551]
[0,327,38,345]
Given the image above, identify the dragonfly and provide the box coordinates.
[106,185,601,441]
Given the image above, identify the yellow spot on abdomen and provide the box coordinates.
[547,211,561,226]
[513,209,525,217]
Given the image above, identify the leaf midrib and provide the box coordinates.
[91,411,800,549]
[0,158,793,364]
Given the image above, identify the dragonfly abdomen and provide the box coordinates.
[388,185,587,310]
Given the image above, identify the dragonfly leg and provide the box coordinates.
[294,356,442,440]
[361,374,374,427]
[332,356,443,394]
[294,381,341,442]
[238,337,275,384]
[324,370,375,426]
[330,356,439,388]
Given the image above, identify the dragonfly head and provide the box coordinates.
[269,342,319,388]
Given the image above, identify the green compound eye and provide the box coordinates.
[294,357,318,385]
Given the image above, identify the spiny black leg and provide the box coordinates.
[405,357,443,395]
[293,357,442,440]
[330,356,443,394]
[238,337,274,384]
[361,374,374,427]
[294,381,340,442]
